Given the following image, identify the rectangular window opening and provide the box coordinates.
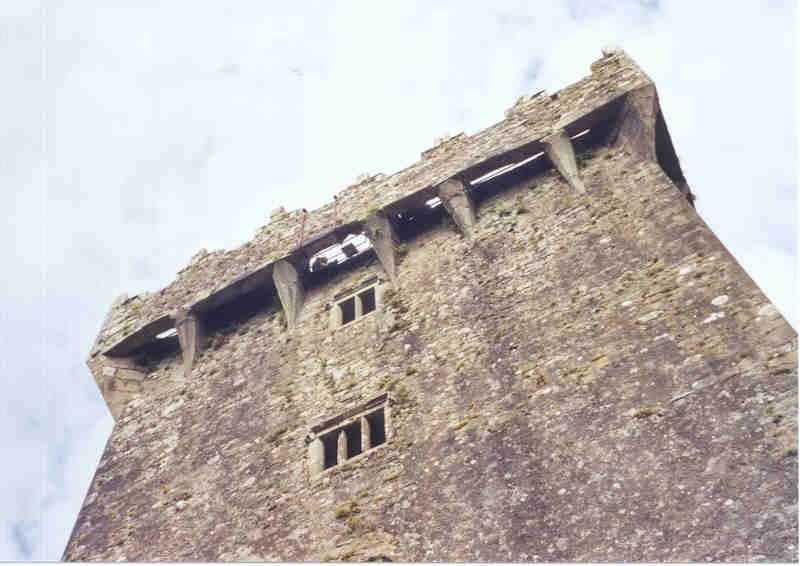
[310,395,389,474]
[344,420,362,459]
[366,408,386,448]
[321,431,339,470]
[340,296,356,325]
[359,288,376,315]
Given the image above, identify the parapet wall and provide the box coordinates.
[89,48,651,356]
[88,47,666,419]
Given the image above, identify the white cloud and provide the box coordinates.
[40,409,113,560]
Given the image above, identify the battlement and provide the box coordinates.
[87,47,689,419]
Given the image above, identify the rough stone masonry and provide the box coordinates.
[64,47,797,562]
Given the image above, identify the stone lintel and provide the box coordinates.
[364,212,398,287]
[175,307,204,379]
[542,128,586,194]
[273,259,305,329]
[437,178,477,240]
[607,84,658,163]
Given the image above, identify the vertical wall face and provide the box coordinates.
[65,51,796,563]
[64,139,797,562]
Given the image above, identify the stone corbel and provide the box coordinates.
[606,84,658,162]
[175,307,204,379]
[437,178,477,240]
[364,211,398,288]
[273,259,305,330]
[542,128,586,194]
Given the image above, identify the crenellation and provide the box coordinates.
[421,133,470,160]
[91,48,656,368]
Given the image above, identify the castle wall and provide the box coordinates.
[65,129,797,560]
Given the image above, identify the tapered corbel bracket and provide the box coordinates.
[364,211,398,287]
[273,259,305,329]
[606,84,658,162]
[543,128,586,194]
[175,307,204,379]
[437,178,477,240]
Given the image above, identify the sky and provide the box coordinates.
[1,1,796,561]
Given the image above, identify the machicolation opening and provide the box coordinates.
[131,331,181,369]
[306,232,379,290]
[201,285,277,336]
[309,233,373,273]
[393,199,445,242]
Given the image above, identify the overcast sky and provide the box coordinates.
[2,1,796,561]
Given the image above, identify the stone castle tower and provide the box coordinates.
[64,47,797,562]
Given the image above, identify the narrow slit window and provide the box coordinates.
[344,420,362,459]
[359,288,376,315]
[340,296,356,325]
[321,431,339,470]
[366,408,386,448]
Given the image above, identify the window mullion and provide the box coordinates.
[355,294,363,319]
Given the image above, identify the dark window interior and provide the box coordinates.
[340,297,356,324]
[366,408,386,448]
[321,430,339,470]
[359,288,376,315]
[344,420,362,459]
